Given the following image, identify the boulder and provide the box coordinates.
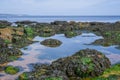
[51,49,111,78]
[0,20,12,28]
[40,39,62,47]
[51,21,68,25]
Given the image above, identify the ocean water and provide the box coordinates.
[0,32,120,80]
[0,15,120,22]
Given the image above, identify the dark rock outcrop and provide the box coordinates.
[15,20,37,25]
[0,20,12,28]
[40,39,62,47]
[51,49,111,78]
[0,38,22,65]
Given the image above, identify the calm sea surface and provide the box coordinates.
[0,16,120,22]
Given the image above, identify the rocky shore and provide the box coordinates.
[18,49,120,80]
[0,20,120,80]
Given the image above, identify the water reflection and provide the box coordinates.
[0,33,120,80]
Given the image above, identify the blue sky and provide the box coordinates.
[0,0,120,15]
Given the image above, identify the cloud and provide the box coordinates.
[0,0,120,15]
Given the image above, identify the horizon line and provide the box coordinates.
[0,13,120,16]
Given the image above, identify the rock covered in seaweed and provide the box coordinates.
[40,39,62,47]
[51,49,111,78]
[64,31,78,38]
[39,27,55,37]
[18,49,111,80]
[15,20,37,25]
[4,65,19,75]
[0,38,22,65]
[0,20,12,28]
[18,64,69,80]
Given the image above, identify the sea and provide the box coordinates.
[0,15,120,23]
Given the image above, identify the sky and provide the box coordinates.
[0,0,120,15]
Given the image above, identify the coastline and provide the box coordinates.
[0,20,120,80]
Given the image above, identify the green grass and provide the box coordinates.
[5,66,19,75]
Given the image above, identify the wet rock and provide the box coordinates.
[51,49,111,78]
[92,31,120,46]
[51,21,68,25]
[39,27,55,37]
[39,70,69,80]
[64,31,79,38]
[4,65,19,75]
[19,49,111,80]
[40,39,62,47]
[0,38,22,65]
[0,20,12,28]
[15,20,37,25]
[19,64,69,80]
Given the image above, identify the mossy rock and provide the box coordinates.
[40,39,62,47]
[92,64,120,80]
[4,66,19,75]
[0,20,12,27]
[39,33,55,37]
[39,27,55,37]
[92,75,120,80]
[8,56,18,61]
[0,38,22,64]
[51,49,111,78]
[64,31,78,38]
[21,49,111,80]
[18,72,29,80]
[93,31,120,46]
[45,77,63,80]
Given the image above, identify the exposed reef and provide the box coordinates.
[0,20,120,80]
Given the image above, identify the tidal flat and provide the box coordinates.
[0,20,120,80]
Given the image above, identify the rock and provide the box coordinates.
[0,38,22,65]
[15,20,37,25]
[39,27,55,37]
[51,21,68,25]
[0,20,12,28]
[51,49,111,78]
[19,49,111,80]
[18,64,69,80]
[4,65,19,75]
[40,39,62,47]
[64,31,78,38]
[19,72,29,80]
[39,70,69,80]
[0,38,7,48]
